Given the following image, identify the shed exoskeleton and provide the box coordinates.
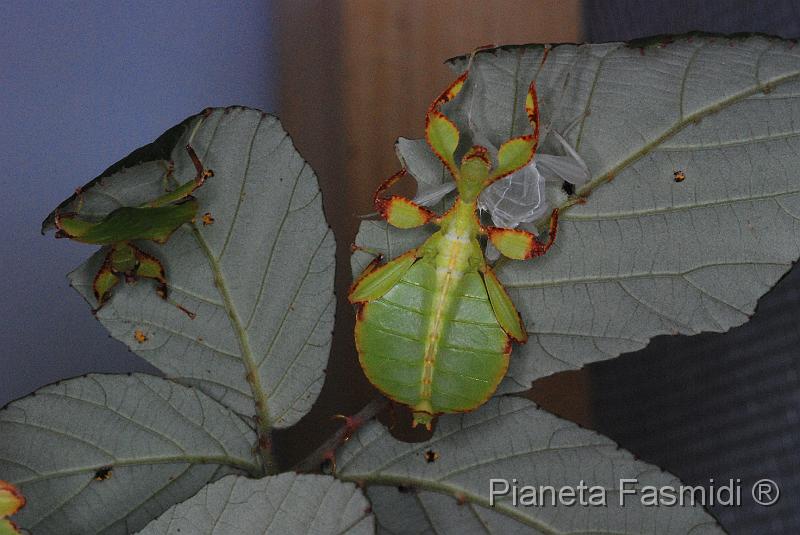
[349,68,560,429]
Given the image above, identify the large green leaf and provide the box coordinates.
[336,397,723,534]
[352,35,800,392]
[44,108,336,433]
[0,374,258,534]
[138,473,373,534]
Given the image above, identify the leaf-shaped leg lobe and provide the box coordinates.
[486,208,559,260]
[374,168,441,229]
[93,248,120,305]
[131,244,168,299]
[484,81,540,186]
[425,111,460,177]
[482,266,527,343]
[428,71,468,113]
[0,481,24,518]
[349,250,418,303]
[377,196,438,229]
[94,242,168,306]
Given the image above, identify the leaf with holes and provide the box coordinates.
[0,374,258,534]
[137,473,373,534]
[352,35,800,393]
[43,108,336,461]
[336,397,724,534]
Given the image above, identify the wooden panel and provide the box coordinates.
[340,0,582,208]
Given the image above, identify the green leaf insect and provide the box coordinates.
[53,145,213,309]
[0,480,24,535]
[349,68,564,430]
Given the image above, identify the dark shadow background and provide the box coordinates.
[584,1,800,533]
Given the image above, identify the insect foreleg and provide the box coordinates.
[374,169,440,229]
[483,82,540,187]
[485,208,559,260]
[429,71,468,114]
[428,44,494,115]
[145,145,214,208]
[93,248,120,306]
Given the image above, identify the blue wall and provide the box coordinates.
[0,1,276,405]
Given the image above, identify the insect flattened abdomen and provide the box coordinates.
[355,262,436,408]
[356,256,511,417]
[448,272,499,325]
[365,299,426,341]
[432,345,508,412]
[356,304,426,407]
[380,260,437,312]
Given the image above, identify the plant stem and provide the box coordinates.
[292,398,388,473]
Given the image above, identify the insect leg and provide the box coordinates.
[348,249,418,303]
[427,44,494,114]
[481,265,527,342]
[350,243,383,258]
[128,243,168,299]
[429,71,469,114]
[93,247,120,307]
[145,145,214,208]
[485,208,559,260]
[374,169,440,229]
[484,81,540,186]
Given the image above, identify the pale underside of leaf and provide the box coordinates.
[336,397,723,535]
[137,473,373,535]
[0,374,258,535]
[58,108,335,435]
[352,35,800,393]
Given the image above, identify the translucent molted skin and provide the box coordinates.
[479,129,590,228]
[410,67,590,232]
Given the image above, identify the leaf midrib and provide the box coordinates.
[344,473,562,534]
[13,455,258,486]
[568,51,800,210]
[190,225,275,475]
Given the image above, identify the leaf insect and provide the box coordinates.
[53,145,213,309]
[349,63,565,430]
[0,480,25,535]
